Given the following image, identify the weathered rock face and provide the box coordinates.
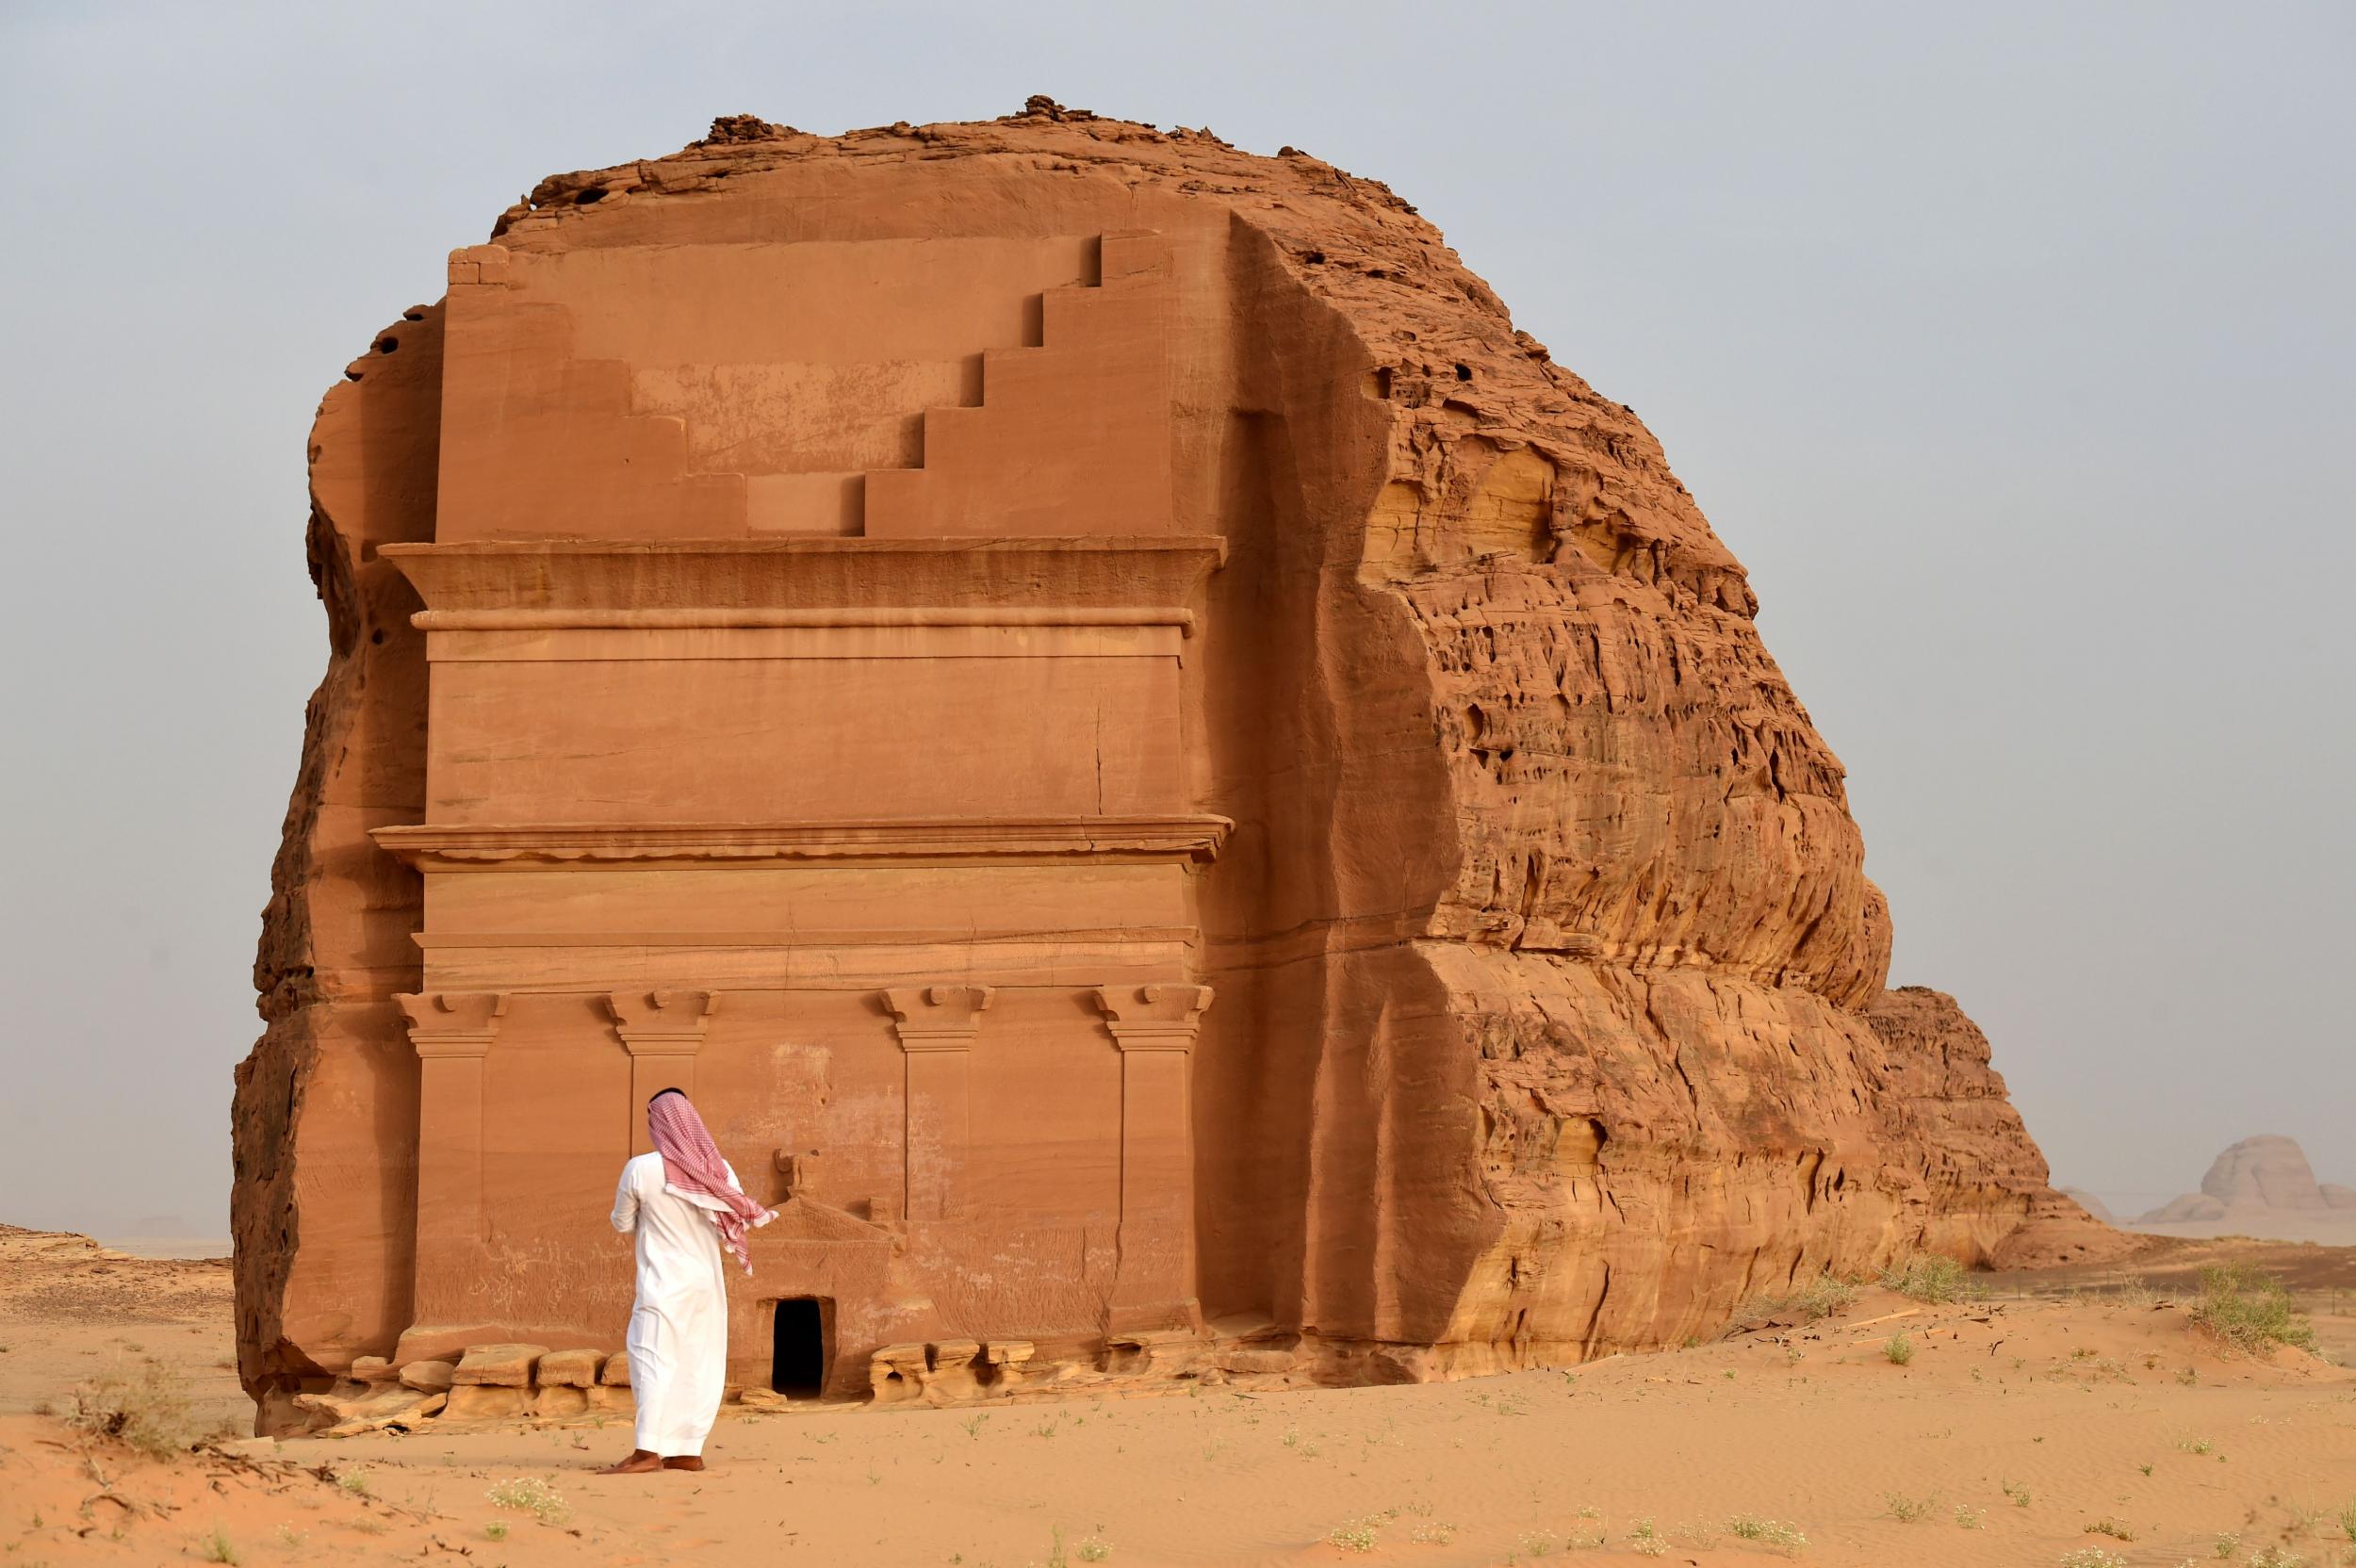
[235,104,2116,1424]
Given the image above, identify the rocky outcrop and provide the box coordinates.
[2134,1135,2356,1239]
[235,104,2114,1415]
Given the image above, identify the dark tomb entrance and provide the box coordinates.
[770,1297,829,1396]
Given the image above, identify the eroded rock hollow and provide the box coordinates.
[235,104,2119,1429]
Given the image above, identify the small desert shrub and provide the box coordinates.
[1075,1538,1111,1562]
[1518,1528,1560,1556]
[2190,1265,2317,1355]
[1724,1515,1809,1552]
[337,1471,370,1496]
[2086,1517,2136,1542]
[2248,1549,2306,1568]
[2005,1478,2034,1508]
[198,1524,239,1564]
[1880,1252,1972,1303]
[1885,1493,1935,1524]
[1326,1516,1383,1553]
[64,1360,202,1458]
[2215,1530,2242,1558]
[2060,1550,2129,1568]
[1628,1518,1667,1558]
[485,1476,569,1525]
[2181,1436,2217,1455]
[484,1521,509,1542]
[1753,1273,1857,1323]
[1407,1520,1454,1544]
[1955,1505,1986,1529]
[1884,1334,1916,1366]
[2338,1495,2356,1543]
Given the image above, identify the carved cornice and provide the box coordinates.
[379,536,1227,619]
[413,606,1198,635]
[396,991,510,1058]
[604,989,718,1055]
[883,986,994,1052]
[371,816,1233,869]
[1092,983,1214,1052]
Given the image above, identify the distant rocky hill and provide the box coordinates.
[2127,1135,2356,1243]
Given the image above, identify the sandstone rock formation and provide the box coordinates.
[2133,1135,2356,1241]
[233,103,2119,1430]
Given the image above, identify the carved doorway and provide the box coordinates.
[770,1297,830,1396]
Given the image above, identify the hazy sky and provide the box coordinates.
[2,2,2348,1236]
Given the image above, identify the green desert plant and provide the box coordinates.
[2059,1550,2128,1568]
[1885,1493,1935,1523]
[1955,1505,1986,1529]
[2086,1517,2136,1542]
[63,1360,203,1459]
[2190,1264,2317,1355]
[1325,1516,1382,1554]
[197,1524,239,1564]
[484,1476,569,1525]
[1884,1334,1916,1366]
[1879,1252,1972,1304]
[1724,1515,1809,1552]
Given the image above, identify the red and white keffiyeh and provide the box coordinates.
[646,1091,776,1275]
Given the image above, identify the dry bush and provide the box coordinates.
[63,1359,203,1459]
[1879,1252,1973,1304]
[2190,1265,2317,1355]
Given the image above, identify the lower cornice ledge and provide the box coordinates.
[373,815,1234,867]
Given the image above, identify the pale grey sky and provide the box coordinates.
[2,2,2348,1235]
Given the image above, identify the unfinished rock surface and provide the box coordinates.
[234,103,2118,1429]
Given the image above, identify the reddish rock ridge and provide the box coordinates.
[235,103,2119,1423]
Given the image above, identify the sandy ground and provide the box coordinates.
[5,1225,2354,1568]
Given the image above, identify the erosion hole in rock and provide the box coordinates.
[770,1297,830,1396]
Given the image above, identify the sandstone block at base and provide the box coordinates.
[534,1348,601,1388]
[442,1385,529,1421]
[452,1344,548,1387]
[869,1342,930,1405]
[531,1385,590,1418]
[349,1356,396,1385]
[598,1351,631,1387]
[399,1360,455,1393]
[982,1339,1035,1389]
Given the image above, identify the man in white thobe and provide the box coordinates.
[599,1088,773,1474]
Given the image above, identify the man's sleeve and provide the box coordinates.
[611,1162,640,1234]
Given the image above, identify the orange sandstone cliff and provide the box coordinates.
[234,103,2119,1425]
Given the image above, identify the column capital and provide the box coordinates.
[605,989,718,1054]
[1091,983,1213,1052]
[396,992,509,1058]
[882,986,993,1052]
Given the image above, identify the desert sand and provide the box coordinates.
[8,1224,2352,1568]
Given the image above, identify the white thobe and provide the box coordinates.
[610,1152,740,1457]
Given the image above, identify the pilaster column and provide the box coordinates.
[1092,984,1213,1333]
[882,986,992,1222]
[606,991,719,1153]
[397,991,509,1326]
